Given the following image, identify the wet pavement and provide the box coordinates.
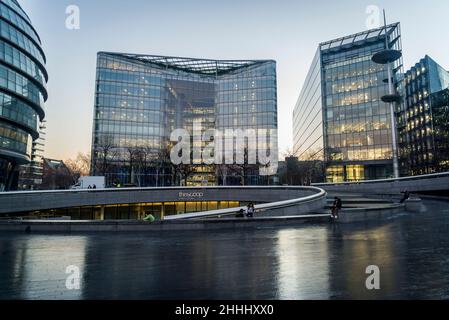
[1,199,449,300]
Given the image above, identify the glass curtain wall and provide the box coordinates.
[321,23,403,182]
[399,56,449,175]
[292,49,324,162]
[0,0,48,191]
[91,53,278,187]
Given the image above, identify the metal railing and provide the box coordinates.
[164,186,327,220]
[313,171,449,187]
[0,186,327,220]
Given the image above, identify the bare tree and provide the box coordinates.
[146,146,171,187]
[65,152,91,182]
[174,163,196,186]
[41,160,75,190]
[132,146,151,187]
[157,146,177,186]
[280,148,325,185]
[156,143,197,186]
[125,146,142,185]
[216,164,229,186]
[128,145,161,187]
[94,135,117,177]
[227,147,255,186]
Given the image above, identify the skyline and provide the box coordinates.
[19,0,449,161]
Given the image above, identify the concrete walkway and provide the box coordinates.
[0,214,332,233]
[317,192,408,223]
[0,192,417,232]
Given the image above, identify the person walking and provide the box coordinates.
[331,197,342,220]
[246,203,255,218]
[400,190,410,204]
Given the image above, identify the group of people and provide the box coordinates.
[236,203,256,218]
[87,184,97,189]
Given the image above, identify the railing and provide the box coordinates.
[0,186,327,218]
[1,185,318,196]
[313,171,449,187]
[164,186,327,220]
[0,216,70,221]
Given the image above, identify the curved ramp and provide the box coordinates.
[0,186,327,218]
[164,186,327,220]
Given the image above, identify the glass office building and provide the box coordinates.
[0,0,48,191]
[293,23,403,182]
[91,52,278,187]
[292,50,324,162]
[399,56,449,175]
[430,88,449,172]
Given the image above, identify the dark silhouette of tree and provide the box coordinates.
[93,135,117,178]
[279,149,325,185]
[41,159,75,190]
[227,147,256,186]
[65,152,91,182]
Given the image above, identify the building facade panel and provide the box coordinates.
[292,49,324,162]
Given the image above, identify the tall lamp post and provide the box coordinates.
[372,10,402,179]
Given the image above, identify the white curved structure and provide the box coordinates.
[0,186,327,219]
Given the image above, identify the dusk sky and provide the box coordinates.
[20,0,449,161]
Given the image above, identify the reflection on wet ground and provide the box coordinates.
[0,199,449,300]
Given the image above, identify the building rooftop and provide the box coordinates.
[99,52,274,76]
[320,22,400,52]
[43,158,69,171]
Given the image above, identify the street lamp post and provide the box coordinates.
[372,10,402,179]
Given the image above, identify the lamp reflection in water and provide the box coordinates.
[11,235,87,300]
[275,227,331,299]
[275,224,404,299]
[327,224,403,299]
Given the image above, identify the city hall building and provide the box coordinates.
[293,23,403,182]
[0,0,48,191]
[91,52,278,187]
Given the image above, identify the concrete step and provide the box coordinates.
[326,199,394,205]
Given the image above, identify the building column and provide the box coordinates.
[161,203,165,221]
[6,162,19,191]
[100,206,105,221]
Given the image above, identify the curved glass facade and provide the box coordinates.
[0,0,47,191]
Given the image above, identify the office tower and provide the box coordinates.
[293,23,403,182]
[399,56,449,175]
[91,52,278,186]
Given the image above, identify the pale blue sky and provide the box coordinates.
[19,0,449,160]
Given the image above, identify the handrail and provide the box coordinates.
[164,186,327,220]
[0,186,327,217]
[0,185,322,196]
[313,171,449,187]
